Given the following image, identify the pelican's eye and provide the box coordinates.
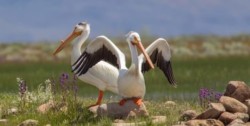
[131,36,139,45]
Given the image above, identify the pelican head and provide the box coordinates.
[126,31,141,45]
[126,31,154,69]
[53,22,90,55]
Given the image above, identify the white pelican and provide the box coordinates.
[72,30,176,106]
[53,22,121,107]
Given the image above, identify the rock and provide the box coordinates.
[180,110,197,121]
[6,107,19,116]
[89,100,148,119]
[224,81,250,103]
[0,119,8,125]
[244,99,250,116]
[218,112,237,125]
[227,119,245,126]
[18,119,38,126]
[185,119,224,126]
[165,101,176,106]
[195,103,225,119]
[234,112,249,122]
[219,96,248,113]
[37,100,55,114]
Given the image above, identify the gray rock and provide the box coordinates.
[219,96,248,113]
[227,119,245,126]
[234,112,249,122]
[185,119,224,126]
[180,110,197,121]
[195,103,225,119]
[18,119,38,126]
[89,100,148,119]
[218,112,237,125]
[224,81,250,103]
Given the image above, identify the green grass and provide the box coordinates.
[1,56,250,100]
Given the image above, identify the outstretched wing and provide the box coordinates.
[72,36,126,76]
[139,38,176,86]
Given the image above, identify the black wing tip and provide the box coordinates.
[170,81,177,88]
[165,61,177,87]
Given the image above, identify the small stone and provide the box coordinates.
[164,101,176,106]
[219,96,248,113]
[234,112,249,122]
[7,107,18,115]
[227,119,245,126]
[218,112,237,125]
[195,103,225,119]
[37,100,55,114]
[18,119,38,126]
[180,110,197,121]
[224,81,250,103]
[0,119,8,124]
[186,119,224,126]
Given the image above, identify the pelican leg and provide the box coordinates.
[119,97,143,106]
[133,97,143,106]
[88,90,104,108]
[119,99,127,106]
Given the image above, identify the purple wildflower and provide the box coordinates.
[19,80,27,98]
[214,92,223,100]
[199,88,223,108]
[60,73,69,89]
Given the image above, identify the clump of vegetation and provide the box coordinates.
[0,73,99,125]
[198,88,223,108]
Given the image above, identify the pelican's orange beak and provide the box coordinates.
[134,37,154,69]
[53,29,82,56]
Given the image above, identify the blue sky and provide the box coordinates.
[1,0,250,42]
